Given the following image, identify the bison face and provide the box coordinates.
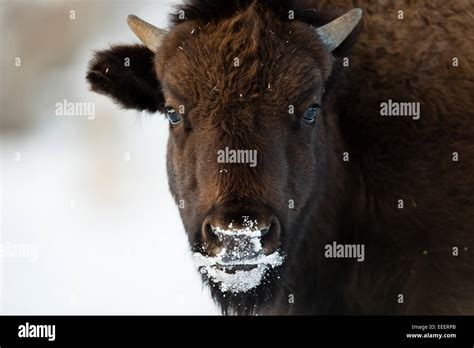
[86,5,361,306]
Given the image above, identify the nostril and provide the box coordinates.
[261,218,281,254]
[201,223,213,242]
[201,219,222,255]
[260,227,270,237]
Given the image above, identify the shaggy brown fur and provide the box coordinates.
[86,0,474,315]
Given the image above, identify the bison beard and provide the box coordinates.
[86,0,474,315]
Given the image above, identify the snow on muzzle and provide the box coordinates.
[193,219,284,293]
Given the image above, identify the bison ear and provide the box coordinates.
[316,8,363,52]
[86,44,165,113]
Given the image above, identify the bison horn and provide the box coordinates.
[316,8,363,52]
[127,15,168,52]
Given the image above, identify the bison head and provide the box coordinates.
[87,1,362,313]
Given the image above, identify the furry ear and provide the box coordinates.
[86,44,165,113]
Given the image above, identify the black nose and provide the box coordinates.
[200,213,281,257]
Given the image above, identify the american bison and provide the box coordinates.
[86,0,474,315]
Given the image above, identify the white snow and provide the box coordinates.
[192,220,284,293]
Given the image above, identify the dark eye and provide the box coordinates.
[302,104,319,124]
[166,107,182,125]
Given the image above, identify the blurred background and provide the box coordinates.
[0,0,218,314]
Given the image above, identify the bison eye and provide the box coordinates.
[302,104,319,124]
[166,107,182,125]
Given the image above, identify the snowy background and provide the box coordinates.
[0,0,218,314]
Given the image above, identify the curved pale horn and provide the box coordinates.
[127,15,168,52]
[316,8,363,52]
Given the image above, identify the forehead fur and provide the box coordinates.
[156,1,332,112]
[171,0,300,25]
